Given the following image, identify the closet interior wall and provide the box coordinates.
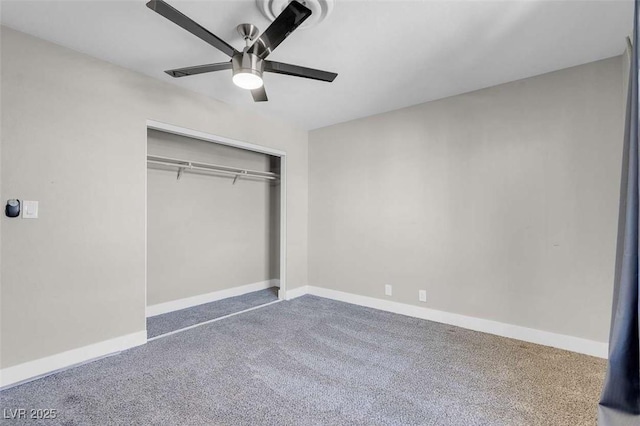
[146,129,280,307]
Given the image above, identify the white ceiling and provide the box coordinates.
[0,0,633,129]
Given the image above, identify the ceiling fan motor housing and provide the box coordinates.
[232,51,264,80]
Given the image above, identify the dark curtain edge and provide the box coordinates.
[598,0,640,422]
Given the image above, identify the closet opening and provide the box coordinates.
[144,120,286,340]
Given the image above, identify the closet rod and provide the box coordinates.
[147,155,278,181]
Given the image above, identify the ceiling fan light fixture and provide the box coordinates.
[232,71,264,90]
[232,51,265,90]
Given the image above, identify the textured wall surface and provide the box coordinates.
[309,56,624,343]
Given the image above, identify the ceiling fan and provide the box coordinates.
[146,0,338,102]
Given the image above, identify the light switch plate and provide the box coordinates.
[22,200,38,219]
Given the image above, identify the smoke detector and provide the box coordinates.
[257,0,334,29]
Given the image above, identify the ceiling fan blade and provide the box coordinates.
[251,86,268,102]
[146,0,238,58]
[165,62,232,78]
[264,61,337,82]
[249,0,311,59]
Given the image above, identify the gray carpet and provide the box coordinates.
[0,296,605,425]
[147,287,279,338]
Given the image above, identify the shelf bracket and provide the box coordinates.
[176,162,193,181]
[232,170,248,185]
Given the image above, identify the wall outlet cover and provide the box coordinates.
[419,290,427,302]
[385,284,392,296]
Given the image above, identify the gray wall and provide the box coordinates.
[309,56,624,343]
[0,27,308,368]
[147,130,279,306]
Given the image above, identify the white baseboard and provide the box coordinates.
[288,286,608,359]
[0,331,147,389]
[284,285,309,300]
[147,279,279,317]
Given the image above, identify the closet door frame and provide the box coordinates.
[145,119,288,304]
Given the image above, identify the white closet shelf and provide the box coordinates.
[147,155,279,183]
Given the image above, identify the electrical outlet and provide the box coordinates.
[419,290,427,302]
[385,284,393,296]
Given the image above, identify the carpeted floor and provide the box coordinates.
[147,287,280,338]
[0,296,605,425]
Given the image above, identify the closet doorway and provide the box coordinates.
[144,120,286,339]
